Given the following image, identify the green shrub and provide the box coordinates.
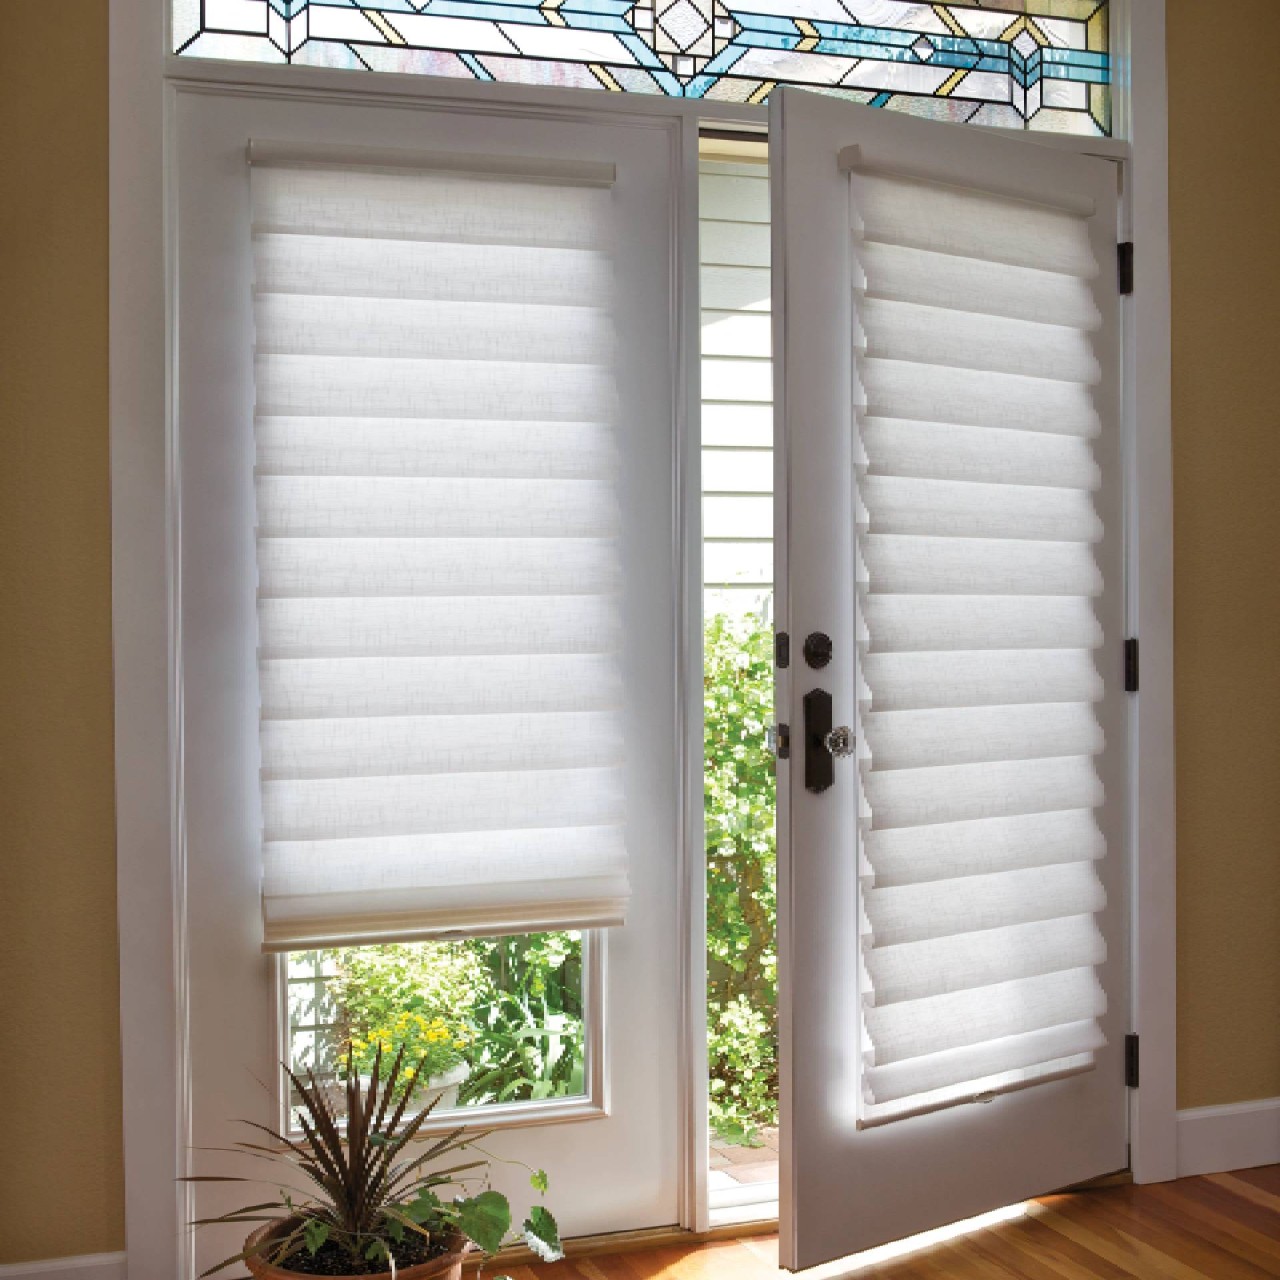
[456,933,586,1106]
[329,934,586,1108]
[331,944,484,1089]
[707,996,778,1145]
[704,612,778,1141]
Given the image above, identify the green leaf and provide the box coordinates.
[523,1205,563,1263]
[456,1189,511,1255]
[405,1188,444,1224]
[303,1219,330,1257]
[530,1168,549,1194]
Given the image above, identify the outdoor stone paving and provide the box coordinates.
[709,1125,779,1189]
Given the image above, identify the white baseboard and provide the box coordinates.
[1176,1096,1280,1178]
[0,1254,126,1280]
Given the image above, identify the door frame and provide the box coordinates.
[108,1,1174,1274]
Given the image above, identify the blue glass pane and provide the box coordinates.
[174,0,1110,135]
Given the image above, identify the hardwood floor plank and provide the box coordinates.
[473,1167,1280,1279]
[1078,1189,1278,1279]
[1209,1173,1280,1215]
[1185,1174,1280,1238]
[965,1226,1080,1280]
[924,1234,1036,1279]
[1128,1183,1280,1272]
[1233,1166,1280,1199]
[1030,1200,1215,1280]
[738,1236,779,1269]
[867,1243,970,1279]
[1002,1213,1140,1280]
[623,1240,776,1279]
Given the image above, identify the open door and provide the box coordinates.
[772,89,1128,1270]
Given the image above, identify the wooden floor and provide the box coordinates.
[486,1166,1280,1279]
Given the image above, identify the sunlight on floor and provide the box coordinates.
[792,1202,1029,1277]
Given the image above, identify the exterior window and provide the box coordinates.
[174,1,1111,136]
[286,931,589,1127]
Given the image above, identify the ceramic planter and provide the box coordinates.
[243,1221,473,1280]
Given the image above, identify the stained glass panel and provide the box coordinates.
[174,1,1110,135]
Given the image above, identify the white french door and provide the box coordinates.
[173,88,688,1278]
[772,89,1129,1270]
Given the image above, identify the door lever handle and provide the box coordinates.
[804,691,855,793]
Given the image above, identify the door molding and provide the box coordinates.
[110,5,1176,1278]
[1115,0,1178,1186]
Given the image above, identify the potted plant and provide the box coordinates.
[188,1045,562,1278]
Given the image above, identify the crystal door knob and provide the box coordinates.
[824,726,855,757]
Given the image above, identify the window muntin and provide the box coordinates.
[174,1,1111,136]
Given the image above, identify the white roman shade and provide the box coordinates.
[851,170,1111,1124]
[249,143,628,951]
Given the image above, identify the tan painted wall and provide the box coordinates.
[1168,0,1280,1109]
[0,0,1277,1264]
[0,1,124,1264]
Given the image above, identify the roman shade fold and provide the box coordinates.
[250,146,627,951]
[851,167,1111,1125]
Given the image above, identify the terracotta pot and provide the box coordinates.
[243,1220,473,1280]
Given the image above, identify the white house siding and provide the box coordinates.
[700,159,773,620]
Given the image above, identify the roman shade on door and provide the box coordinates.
[772,89,1127,1270]
[853,165,1110,1126]
[249,144,630,951]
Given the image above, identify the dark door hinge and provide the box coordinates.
[1124,1033,1140,1088]
[775,630,790,669]
[1118,241,1135,295]
[1124,637,1140,693]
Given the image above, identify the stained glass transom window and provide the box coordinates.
[174,1,1110,135]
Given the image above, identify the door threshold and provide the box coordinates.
[493,1217,779,1267]
[708,1200,780,1230]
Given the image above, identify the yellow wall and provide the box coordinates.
[0,1,124,1264]
[1168,0,1280,1109]
[0,0,1277,1264]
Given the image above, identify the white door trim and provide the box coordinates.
[109,2,186,1277]
[1115,0,1178,1185]
[110,3,1176,1276]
